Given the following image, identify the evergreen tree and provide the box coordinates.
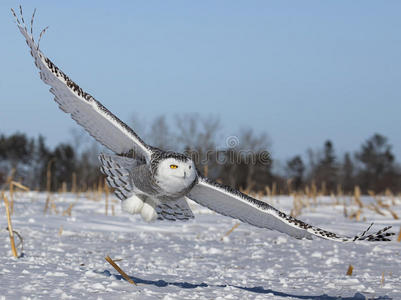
[340,152,355,193]
[314,140,338,193]
[355,134,400,192]
[286,155,305,190]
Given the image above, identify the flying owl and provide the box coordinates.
[12,7,394,242]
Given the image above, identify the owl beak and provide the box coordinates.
[183,171,187,179]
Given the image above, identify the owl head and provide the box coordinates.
[152,152,197,194]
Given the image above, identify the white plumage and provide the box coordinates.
[13,7,394,243]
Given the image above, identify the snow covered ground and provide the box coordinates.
[0,192,400,299]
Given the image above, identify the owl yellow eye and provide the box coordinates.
[170,164,178,169]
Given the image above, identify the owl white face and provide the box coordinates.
[155,158,197,194]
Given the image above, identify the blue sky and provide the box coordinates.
[1,1,400,163]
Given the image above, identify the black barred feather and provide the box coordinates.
[155,198,194,221]
[99,153,138,201]
[352,225,394,242]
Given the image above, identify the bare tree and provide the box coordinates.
[218,128,272,192]
[175,113,221,176]
[148,116,175,151]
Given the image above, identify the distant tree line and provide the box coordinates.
[0,133,101,191]
[285,135,401,194]
[1,114,400,194]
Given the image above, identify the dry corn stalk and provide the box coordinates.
[44,159,54,214]
[330,192,336,205]
[304,194,310,209]
[349,209,362,221]
[92,183,96,197]
[203,165,208,178]
[381,271,385,287]
[386,208,399,220]
[2,193,18,258]
[44,195,51,214]
[59,225,63,236]
[10,181,14,214]
[62,203,75,217]
[61,182,67,194]
[8,181,30,215]
[0,168,15,195]
[397,227,401,243]
[311,181,317,204]
[320,181,326,196]
[287,178,293,195]
[81,182,87,193]
[265,186,271,197]
[72,172,77,194]
[385,189,396,206]
[290,194,303,218]
[376,199,390,209]
[272,182,277,197]
[343,201,348,218]
[97,177,103,201]
[51,197,58,214]
[367,204,386,216]
[374,198,399,218]
[346,265,353,276]
[354,186,363,208]
[10,181,29,191]
[105,255,137,285]
[304,186,310,198]
[355,210,361,221]
[336,184,343,198]
[221,223,240,241]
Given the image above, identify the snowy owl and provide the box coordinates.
[13,8,394,242]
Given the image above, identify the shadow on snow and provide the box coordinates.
[96,269,391,300]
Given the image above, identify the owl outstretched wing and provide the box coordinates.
[187,176,394,242]
[12,7,152,162]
